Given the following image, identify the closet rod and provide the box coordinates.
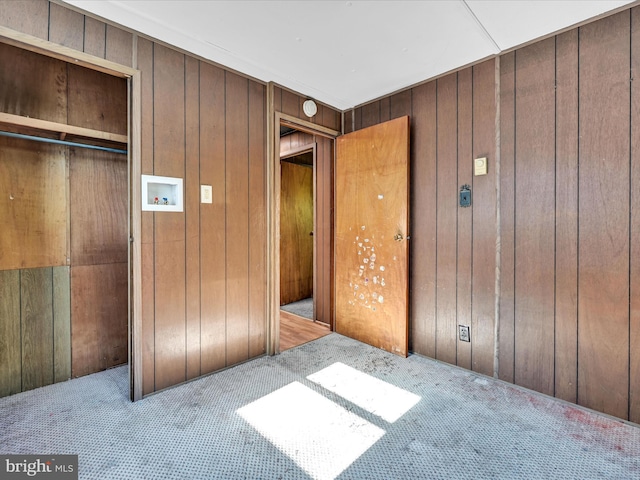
[0,130,127,155]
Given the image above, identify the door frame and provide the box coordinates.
[280,140,317,320]
[0,26,143,400]
[267,86,340,355]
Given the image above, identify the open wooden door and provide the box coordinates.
[335,116,410,356]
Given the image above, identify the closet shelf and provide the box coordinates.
[0,111,128,145]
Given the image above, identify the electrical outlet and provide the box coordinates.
[459,325,470,342]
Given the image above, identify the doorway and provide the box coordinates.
[272,112,339,353]
[278,125,329,350]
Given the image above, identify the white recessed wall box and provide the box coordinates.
[141,174,184,212]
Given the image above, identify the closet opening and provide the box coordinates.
[0,35,141,400]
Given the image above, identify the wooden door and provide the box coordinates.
[335,116,410,356]
[280,161,314,305]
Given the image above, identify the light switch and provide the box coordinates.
[201,185,212,203]
[474,157,487,176]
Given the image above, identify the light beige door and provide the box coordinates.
[335,116,410,356]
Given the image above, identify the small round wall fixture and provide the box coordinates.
[303,99,318,118]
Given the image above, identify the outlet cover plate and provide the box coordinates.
[459,325,470,342]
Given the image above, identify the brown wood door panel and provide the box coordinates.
[71,263,128,378]
[280,161,314,305]
[335,116,410,357]
[0,137,67,271]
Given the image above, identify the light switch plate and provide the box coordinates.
[474,157,487,176]
[201,185,212,204]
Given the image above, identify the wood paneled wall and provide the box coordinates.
[280,161,314,305]
[0,34,128,391]
[4,0,637,423]
[137,42,268,393]
[500,9,640,422]
[0,0,269,397]
[70,147,128,378]
[0,267,70,396]
[274,87,340,326]
[345,60,498,378]
[346,8,640,422]
[273,86,341,132]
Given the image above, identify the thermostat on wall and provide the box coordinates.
[474,157,487,176]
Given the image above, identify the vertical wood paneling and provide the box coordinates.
[0,42,68,124]
[280,162,314,304]
[248,81,266,356]
[354,107,362,131]
[456,68,473,370]
[435,74,458,365]
[380,97,391,123]
[105,24,133,67]
[48,2,84,51]
[390,90,412,120]
[360,101,380,129]
[322,104,341,132]
[67,64,127,135]
[514,39,556,396]
[137,37,156,395]
[410,81,437,356]
[273,86,283,112]
[153,44,186,390]
[315,138,325,324]
[344,110,354,134]
[52,266,71,383]
[318,136,333,327]
[631,5,640,424]
[200,62,227,374]
[83,16,106,58]
[185,55,201,380]
[0,138,67,271]
[555,29,579,403]
[498,52,515,382]
[0,270,21,397]
[1,0,274,400]
[69,148,128,266]
[225,71,250,365]
[21,268,53,391]
[471,59,496,376]
[0,0,49,39]
[281,88,300,117]
[71,264,128,377]
[578,12,630,419]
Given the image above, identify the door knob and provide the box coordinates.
[394,233,404,242]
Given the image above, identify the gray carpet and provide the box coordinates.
[1,333,639,479]
[281,297,313,319]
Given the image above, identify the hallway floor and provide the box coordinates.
[1,333,638,479]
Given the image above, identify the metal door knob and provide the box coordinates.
[394,233,403,242]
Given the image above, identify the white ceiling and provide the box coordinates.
[64,0,635,110]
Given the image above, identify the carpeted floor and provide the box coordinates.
[281,297,313,320]
[1,333,639,479]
